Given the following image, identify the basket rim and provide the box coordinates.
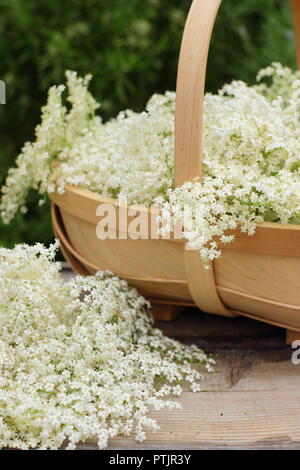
[50,184,300,233]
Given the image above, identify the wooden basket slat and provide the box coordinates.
[50,0,300,340]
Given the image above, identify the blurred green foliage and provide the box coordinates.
[0,0,296,247]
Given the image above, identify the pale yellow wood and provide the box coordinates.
[61,213,187,281]
[50,180,300,329]
[150,298,194,307]
[215,250,300,307]
[184,249,236,318]
[222,222,300,258]
[51,186,183,243]
[49,0,300,333]
[291,0,300,68]
[52,202,187,281]
[220,286,300,331]
[52,203,194,304]
[175,0,221,186]
[52,187,300,257]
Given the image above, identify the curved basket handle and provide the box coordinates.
[175,0,300,187]
[174,0,221,187]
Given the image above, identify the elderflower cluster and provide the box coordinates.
[161,66,300,264]
[1,63,300,262]
[0,243,213,450]
[0,71,174,223]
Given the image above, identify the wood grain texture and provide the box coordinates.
[51,192,300,332]
[184,249,235,317]
[76,353,300,450]
[50,0,300,343]
[80,391,300,449]
[175,0,221,186]
[221,222,300,258]
[52,203,194,300]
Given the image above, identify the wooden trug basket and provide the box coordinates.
[51,0,300,343]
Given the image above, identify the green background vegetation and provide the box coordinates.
[0,0,296,247]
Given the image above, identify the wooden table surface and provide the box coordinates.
[62,267,300,450]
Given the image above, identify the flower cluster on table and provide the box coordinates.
[0,242,213,449]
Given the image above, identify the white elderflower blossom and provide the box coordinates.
[0,243,213,449]
[1,63,300,262]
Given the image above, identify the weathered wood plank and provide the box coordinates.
[79,390,300,450]
[76,349,300,450]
